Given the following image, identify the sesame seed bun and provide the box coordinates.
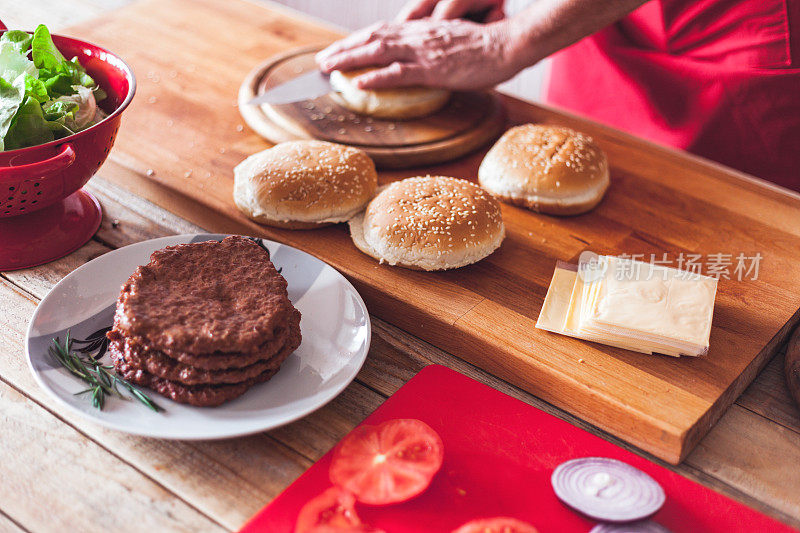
[349,176,505,270]
[478,124,610,216]
[233,140,378,229]
[329,69,450,120]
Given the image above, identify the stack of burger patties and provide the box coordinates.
[107,235,301,407]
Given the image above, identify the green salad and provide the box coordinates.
[0,24,107,151]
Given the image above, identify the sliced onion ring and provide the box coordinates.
[551,457,665,522]
[590,521,672,532]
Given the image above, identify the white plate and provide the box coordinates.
[26,234,371,439]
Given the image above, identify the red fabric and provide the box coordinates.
[546,0,800,189]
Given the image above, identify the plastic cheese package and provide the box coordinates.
[536,255,718,357]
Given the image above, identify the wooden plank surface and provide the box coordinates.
[786,327,800,409]
[0,177,798,529]
[56,0,800,463]
[1,2,799,531]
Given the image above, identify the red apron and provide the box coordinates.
[545,0,800,190]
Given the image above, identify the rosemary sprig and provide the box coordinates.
[49,331,163,413]
[243,236,271,257]
[70,326,112,359]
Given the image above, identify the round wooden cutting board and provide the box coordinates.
[238,47,506,168]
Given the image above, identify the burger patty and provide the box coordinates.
[113,352,281,407]
[116,308,301,371]
[107,312,301,386]
[113,236,292,354]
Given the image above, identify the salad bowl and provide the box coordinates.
[0,22,136,270]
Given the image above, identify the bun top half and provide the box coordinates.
[329,68,450,119]
[234,140,377,227]
[479,124,609,215]
[350,176,504,270]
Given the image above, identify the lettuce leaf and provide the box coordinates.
[43,99,79,121]
[0,30,32,54]
[24,74,49,103]
[68,57,97,89]
[0,35,39,150]
[47,86,96,130]
[3,96,54,150]
[41,71,72,97]
[42,100,78,137]
[32,25,101,97]
[31,25,66,71]
[0,40,37,83]
[93,86,107,102]
[0,76,25,150]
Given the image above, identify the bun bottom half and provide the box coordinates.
[232,194,332,229]
[329,92,449,120]
[348,212,421,271]
[348,211,503,271]
[489,188,607,216]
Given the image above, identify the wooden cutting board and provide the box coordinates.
[238,48,506,168]
[67,0,800,464]
[243,365,795,532]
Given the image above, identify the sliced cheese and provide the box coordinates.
[536,264,679,355]
[536,264,578,333]
[536,256,718,357]
[583,256,716,355]
[565,263,683,356]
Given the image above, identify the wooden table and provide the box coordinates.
[2,2,800,531]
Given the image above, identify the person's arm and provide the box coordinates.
[315,0,648,90]
[395,0,505,23]
[507,0,648,66]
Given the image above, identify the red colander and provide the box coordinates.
[0,21,136,271]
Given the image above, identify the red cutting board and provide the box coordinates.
[241,365,795,532]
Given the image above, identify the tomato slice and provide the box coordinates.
[329,418,444,505]
[295,487,379,533]
[452,517,539,533]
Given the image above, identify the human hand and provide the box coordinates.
[396,0,505,22]
[315,18,525,90]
